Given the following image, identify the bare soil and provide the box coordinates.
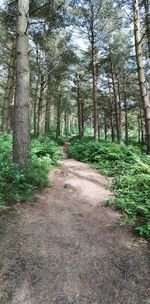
[0,158,149,304]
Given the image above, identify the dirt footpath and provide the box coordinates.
[0,159,149,304]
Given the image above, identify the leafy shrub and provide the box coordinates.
[56,136,65,146]
[0,135,62,207]
[68,139,150,237]
[32,138,63,162]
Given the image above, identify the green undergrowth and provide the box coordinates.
[0,134,63,208]
[68,139,150,237]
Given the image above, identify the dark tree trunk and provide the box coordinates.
[45,74,51,137]
[108,78,115,143]
[33,73,40,137]
[104,121,107,140]
[109,47,121,143]
[117,80,122,141]
[92,40,98,141]
[123,78,129,145]
[36,50,45,137]
[56,83,61,139]
[77,74,82,140]
[139,100,145,144]
[81,98,84,138]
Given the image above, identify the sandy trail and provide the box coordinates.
[0,159,149,304]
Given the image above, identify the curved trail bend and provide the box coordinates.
[0,159,149,304]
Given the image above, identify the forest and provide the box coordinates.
[0,0,150,238]
[0,1,150,303]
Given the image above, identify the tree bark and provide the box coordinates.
[92,40,98,141]
[13,0,30,167]
[143,0,150,58]
[56,82,61,139]
[123,77,129,145]
[108,79,115,142]
[104,118,107,141]
[33,73,40,137]
[133,0,150,154]
[45,74,51,137]
[36,50,45,137]
[139,100,145,144]
[117,80,122,141]
[2,38,16,133]
[77,74,82,140]
[81,97,84,139]
[109,46,121,143]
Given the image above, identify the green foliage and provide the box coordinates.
[56,136,65,146]
[32,138,63,162]
[0,135,63,207]
[68,139,150,237]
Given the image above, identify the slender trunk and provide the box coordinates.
[109,47,120,143]
[33,46,39,137]
[77,74,82,139]
[139,100,145,144]
[98,123,101,140]
[45,74,51,137]
[64,111,68,137]
[138,114,141,143]
[117,81,122,141]
[98,111,101,140]
[33,73,40,137]
[91,33,98,141]
[2,38,16,132]
[143,0,150,58]
[108,79,115,142]
[123,78,129,145]
[36,50,45,137]
[81,98,84,138]
[56,82,61,139]
[104,119,107,141]
[133,0,150,153]
[13,0,30,167]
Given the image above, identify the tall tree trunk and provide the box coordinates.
[56,82,61,139]
[104,117,107,141]
[139,100,145,144]
[109,47,121,143]
[123,77,129,145]
[77,74,82,139]
[36,50,45,137]
[33,73,40,137]
[81,98,84,138]
[13,0,30,167]
[91,31,98,141]
[64,111,68,137]
[91,20,98,141]
[143,0,150,58]
[133,0,150,154]
[33,45,39,137]
[2,38,16,132]
[45,74,51,137]
[108,79,115,142]
[117,80,122,141]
